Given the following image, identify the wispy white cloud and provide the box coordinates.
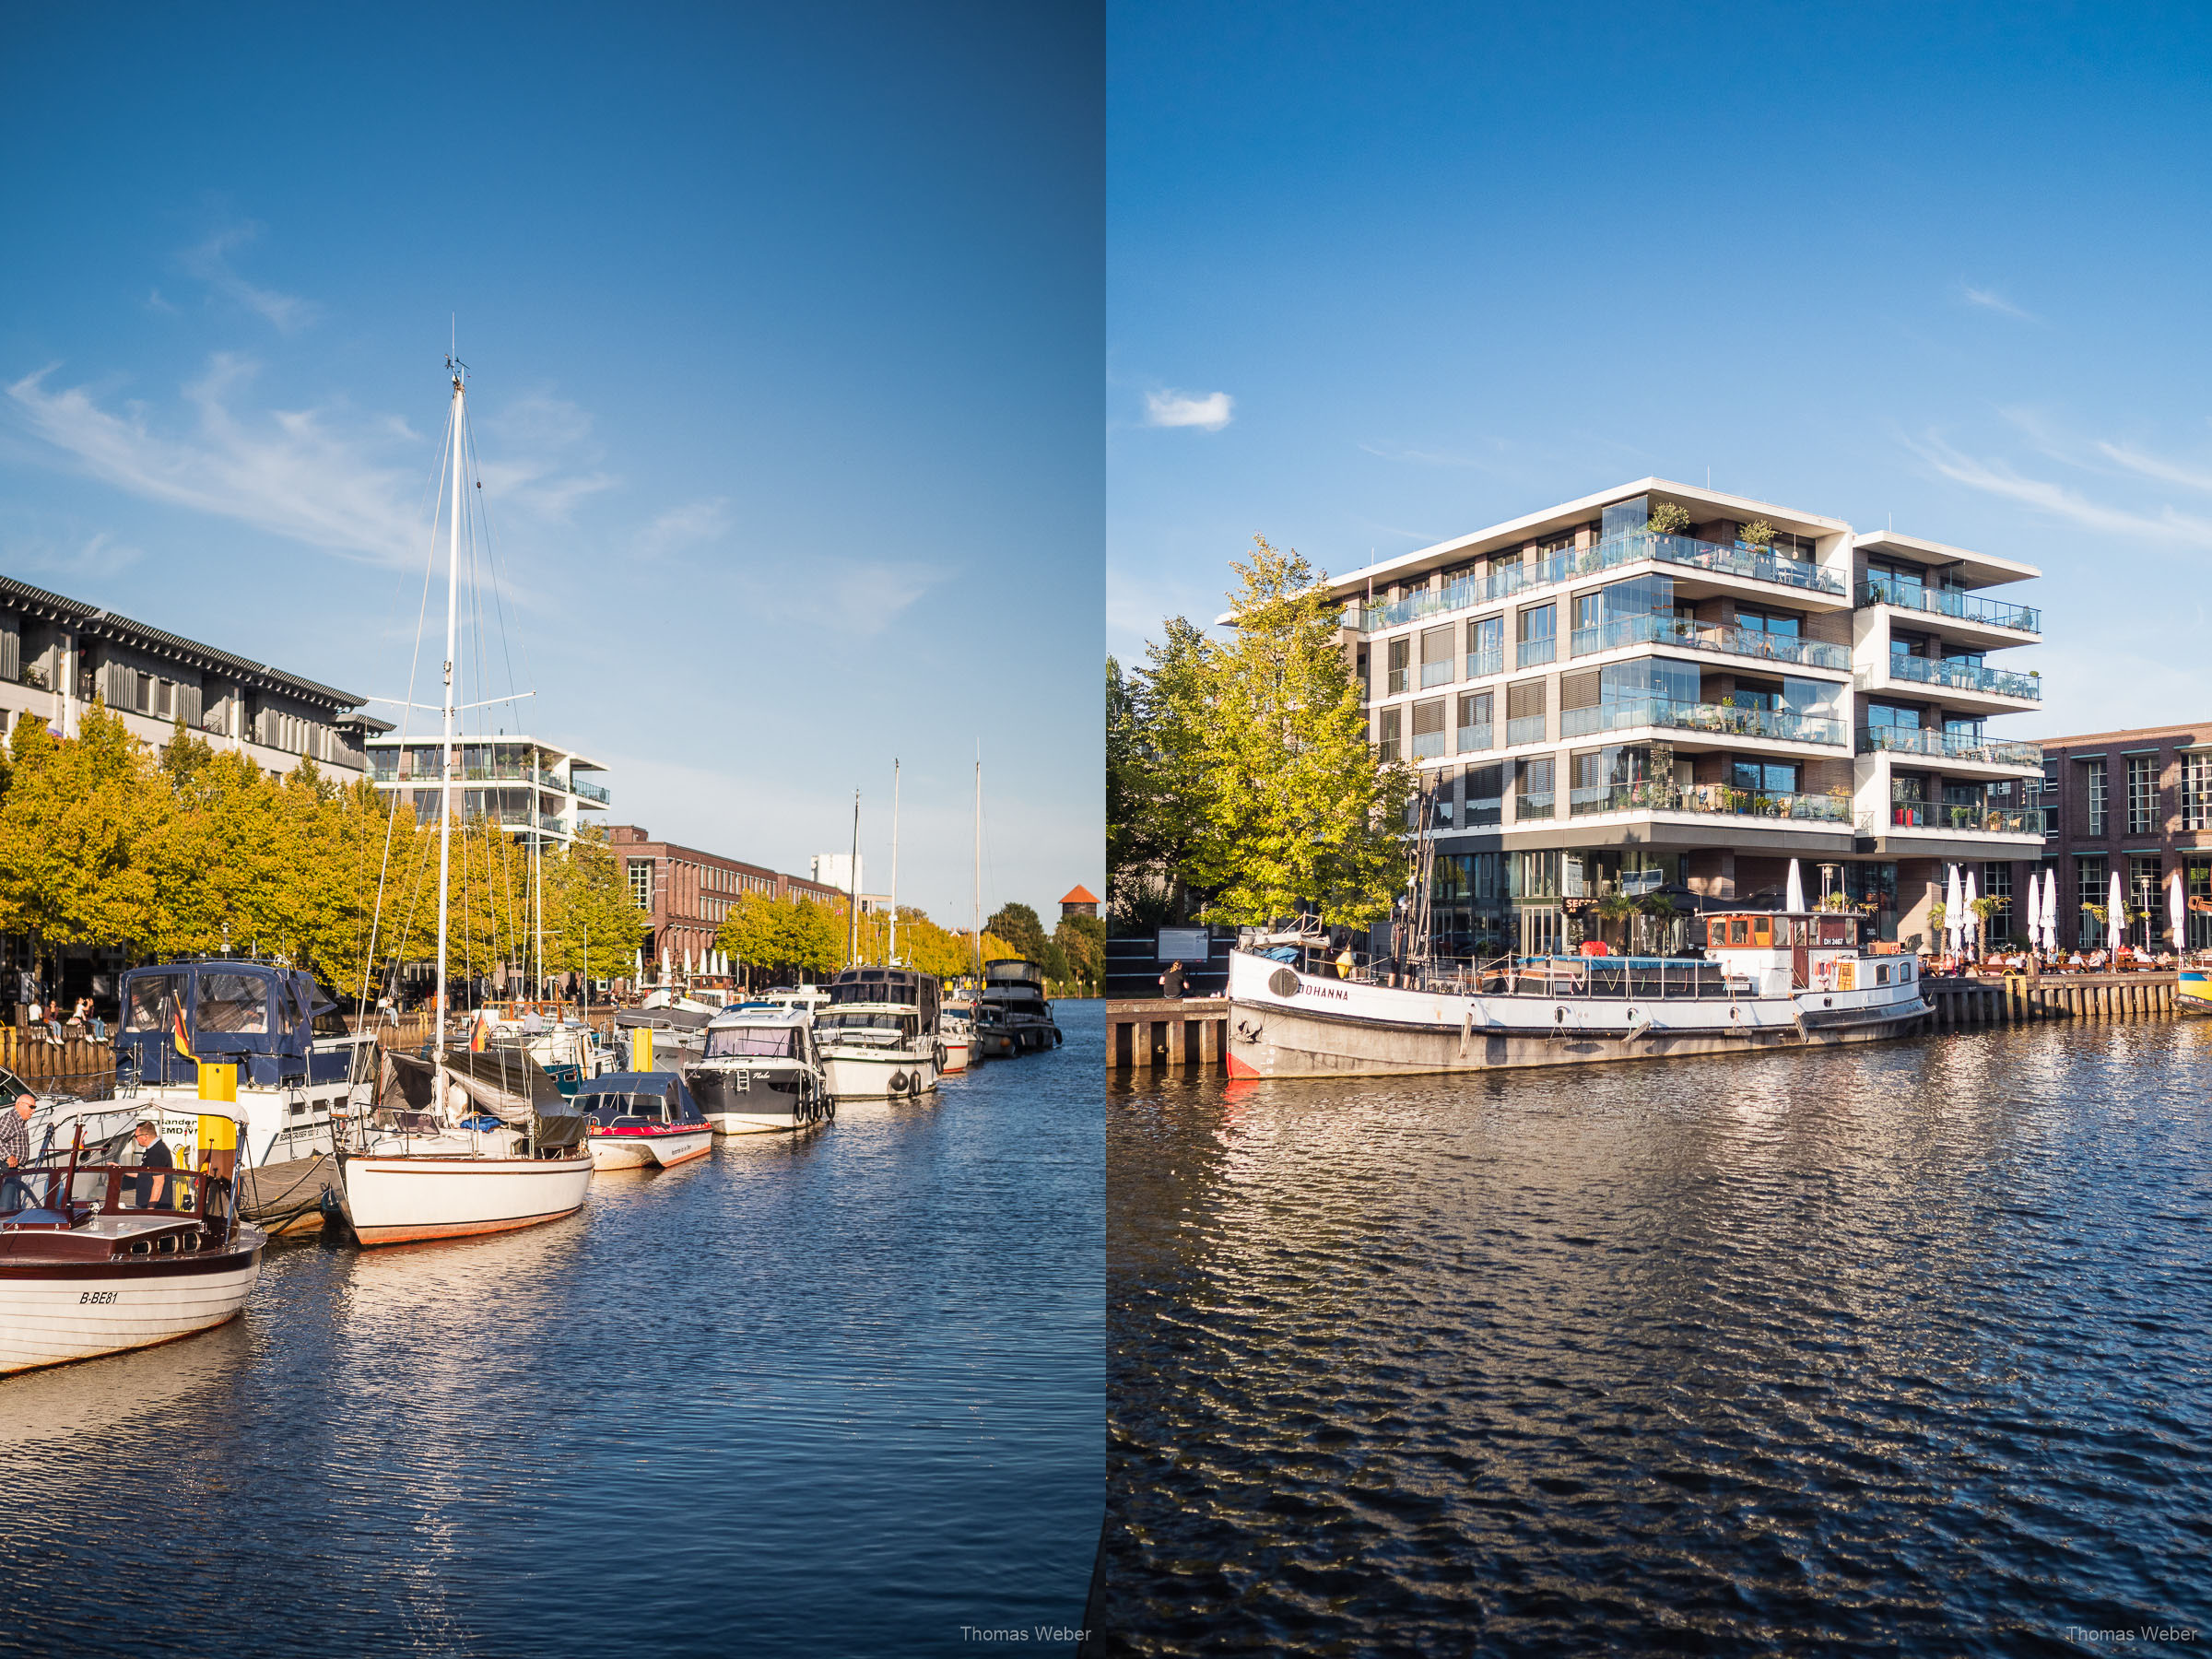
[632,497,731,559]
[815,558,945,636]
[1357,441,1502,471]
[4,529,143,582]
[1144,388,1233,431]
[1960,284,2038,324]
[1905,429,2212,547]
[145,288,175,315]
[178,224,319,333]
[2092,440,2212,495]
[7,356,423,564]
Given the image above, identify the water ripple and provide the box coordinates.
[1106,1019,2212,1654]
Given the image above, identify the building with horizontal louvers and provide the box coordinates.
[0,574,380,778]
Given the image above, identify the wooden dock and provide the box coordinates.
[1106,973,2188,1071]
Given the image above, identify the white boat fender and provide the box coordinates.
[1548,1005,1570,1041]
[1458,1004,1475,1058]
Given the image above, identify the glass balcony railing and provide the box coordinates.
[571,776,611,805]
[1516,637,1557,668]
[1858,727,2043,767]
[1517,792,1555,821]
[1559,698,1847,745]
[1411,729,1448,760]
[1567,615,1853,672]
[1506,714,1547,746]
[1860,575,2040,633]
[1465,647,1503,679]
[1457,723,1493,754]
[1568,782,1854,824]
[1342,531,1846,634]
[1880,803,2040,834]
[1881,653,2041,700]
[1420,660,1455,688]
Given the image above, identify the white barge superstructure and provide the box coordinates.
[1226,909,1930,1080]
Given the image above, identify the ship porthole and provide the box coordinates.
[1267,968,1300,998]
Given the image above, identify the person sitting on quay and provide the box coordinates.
[1157,960,1186,1001]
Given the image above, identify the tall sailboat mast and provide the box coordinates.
[888,759,900,967]
[433,362,464,1056]
[847,790,861,969]
[982,756,991,986]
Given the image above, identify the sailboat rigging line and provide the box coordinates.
[352,394,459,1030]
[455,391,535,735]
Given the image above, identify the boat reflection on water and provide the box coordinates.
[0,1307,253,1454]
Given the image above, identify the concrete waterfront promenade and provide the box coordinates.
[1106,974,2185,1073]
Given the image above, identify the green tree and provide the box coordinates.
[1109,619,1215,925]
[1185,535,1410,928]
[0,703,164,961]
[1054,912,1104,994]
[543,824,646,983]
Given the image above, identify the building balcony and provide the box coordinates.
[1569,782,1854,826]
[1420,659,1454,688]
[1411,728,1449,760]
[1858,727,2042,768]
[1465,647,1503,679]
[1871,652,2041,702]
[1507,713,1547,746]
[1879,803,2040,835]
[1859,575,2040,635]
[1456,722,1493,754]
[1568,615,1852,673]
[1516,637,1556,669]
[1560,698,1846,747]
[1343,530,1847,635]
[572,776,611,805]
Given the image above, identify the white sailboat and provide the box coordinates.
[335,359,594,1248]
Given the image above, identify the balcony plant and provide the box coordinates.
[1646,501,1691,535]
[1740,519,1776,548]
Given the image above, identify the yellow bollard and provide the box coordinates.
[631,1026,653,1072]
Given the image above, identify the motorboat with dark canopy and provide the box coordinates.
[36,960,377,1238]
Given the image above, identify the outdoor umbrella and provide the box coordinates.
[2108,868,2125,952]
[2024,872,2041,951]
[1965,868,1982,957]
[1785,860,1805,912]
[2045,869,2062,954]
[2170,871,2186,950]
[1945,864,1963,957]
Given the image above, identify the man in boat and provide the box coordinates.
[0,1091,33,1210]
[131,1120,174,1209]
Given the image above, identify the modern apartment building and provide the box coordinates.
[611,825,849,979]
[367,735,610,845]
[1335,479,2044,957]
[2011,720,2212,952]
[0,574,377,777]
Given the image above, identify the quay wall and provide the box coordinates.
[1106,974,2185,1073]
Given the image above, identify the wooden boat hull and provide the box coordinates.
[0,1233,265,1376]
[589,1127,713,1169]
[336,1153,592,1247]
[1225,951,1932,1081]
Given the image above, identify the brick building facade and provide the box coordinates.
[606,825,846,979]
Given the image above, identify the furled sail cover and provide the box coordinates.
[382,1047,566,1125]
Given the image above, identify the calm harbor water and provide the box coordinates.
[1105,1019,2212,1655]
[3,1002,1102,1657]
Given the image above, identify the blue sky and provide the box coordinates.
[1109,3,2212,739]
[0,1,1100,925]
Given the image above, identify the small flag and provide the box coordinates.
[171,1006,197,1064]
[469,1013,488,1053]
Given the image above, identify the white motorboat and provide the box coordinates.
[0,1137,265,1376]
[38,960,378,1237]
[333,362,594,1248]
[1224,908,1933,1080]
[816,967,944,1100]
[937,999,976,1074]
[577,1071,714,1169]
[685,1006,830,1132]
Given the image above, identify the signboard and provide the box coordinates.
[1155,926,1209,964]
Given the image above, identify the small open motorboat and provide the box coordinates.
[577,1071,714,1170]
[0,1135,265,1376]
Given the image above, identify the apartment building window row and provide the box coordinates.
[2184,753,2212,831]
[629,858,654,910]
[2086,757,2108,837]
[2125,754,2159,836]
[2075,853,2108,947]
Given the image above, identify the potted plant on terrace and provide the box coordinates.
[1646,501,1691,536]
[1740,519,1776,548]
